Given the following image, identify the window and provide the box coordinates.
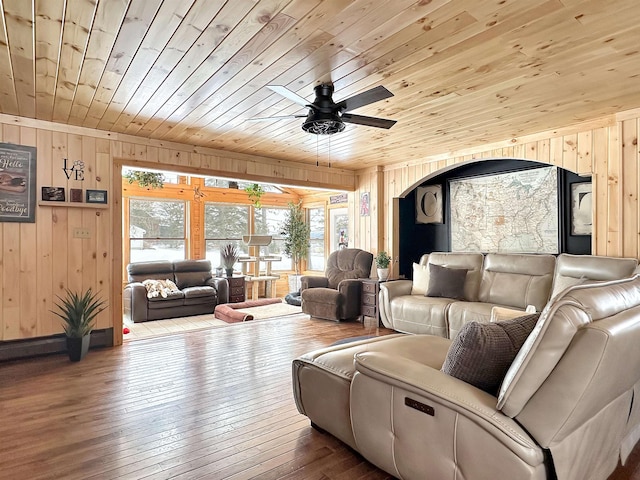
[330,207,349,251]
[204,177,237,188]
[122,167,180,186]
[161,171,180,184]
[254,207,289,270]
[129,199,186,262]
[203,176,283,193]
[204,203,250,266]
[308,207,325,271]
[122,171,335,275]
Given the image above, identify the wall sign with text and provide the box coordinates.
[0,142,37,223]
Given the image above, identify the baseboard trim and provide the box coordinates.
[0,328,114,362]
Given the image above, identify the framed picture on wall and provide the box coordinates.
[86,189,108,204]
[41,187,66,202]
[571,182,592,235]
[449,167,559,253]
[416,185,443,224]
[330,193,348,204]
[360,192,370,216]
[0,142,37,223]
[70,188,83,203]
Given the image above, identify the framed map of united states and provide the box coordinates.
[449,166,559,254]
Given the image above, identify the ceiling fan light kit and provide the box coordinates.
[262,83,397,135]
[302,113,345,135]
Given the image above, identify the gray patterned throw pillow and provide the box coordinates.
[441,313,541,395]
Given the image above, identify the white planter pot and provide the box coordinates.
[377,268,389,281]
[288,274,302,293]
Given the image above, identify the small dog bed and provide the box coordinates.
[284,291,302,306]
[214,297,283,323]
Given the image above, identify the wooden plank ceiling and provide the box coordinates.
[0,0,638,170]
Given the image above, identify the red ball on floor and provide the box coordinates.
[123,327,130,334]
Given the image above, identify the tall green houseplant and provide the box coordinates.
[281,201,311,279]
[52,288,107,362]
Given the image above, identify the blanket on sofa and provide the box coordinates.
[142,279,180,299]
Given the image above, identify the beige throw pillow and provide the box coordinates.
[491,306,526,322]
[411,262,430,295]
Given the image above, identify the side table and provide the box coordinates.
[361,278,383,327]
[227,275,246,303]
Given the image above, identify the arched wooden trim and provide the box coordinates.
[395,157,576,199]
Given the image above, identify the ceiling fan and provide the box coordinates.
[249,83,397,135]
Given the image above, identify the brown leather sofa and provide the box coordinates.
[300,248,373,321]
[293,275,640,480]
[124,259,228,323]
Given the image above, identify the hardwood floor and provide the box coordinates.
[1,316,639,480]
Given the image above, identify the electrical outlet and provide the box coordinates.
[73,228,91,239]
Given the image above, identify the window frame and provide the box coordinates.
[253,205,291,272]
[307,205,327,272]
[121,172,339,280]
[127,196,188,264]
[203,202,251,266]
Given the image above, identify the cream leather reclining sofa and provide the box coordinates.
[292,275,640,480]
[379,252,638,338]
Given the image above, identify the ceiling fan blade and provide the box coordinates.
[245,114,307,122]
[266,85,310,107]
[340,85,394,112]
[341,113,396,129]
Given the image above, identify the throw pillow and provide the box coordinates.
[426,263,468,299]
[441,313,540,395]
[491,306,525,322]
[411,262,431,295]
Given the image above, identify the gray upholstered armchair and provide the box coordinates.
[300,248,373,321]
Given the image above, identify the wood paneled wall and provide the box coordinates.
[357,109,640,278]
[1,125,113,341]
[0,115,355,343]
[2,108,640,344]
[354,167,384,254]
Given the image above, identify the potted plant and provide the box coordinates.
[52,288,107,362]
[244,183,265,208]
[220,243,239,277]
[375,251,391,281]
[281,200,311,292]
[123,170,165,189]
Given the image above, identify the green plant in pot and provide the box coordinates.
[220,243,239,277]
[123,170,165,189]
[244,183,265,208]
[281,200,310,292]
[375,251,391,281]
[52,288,107,362]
